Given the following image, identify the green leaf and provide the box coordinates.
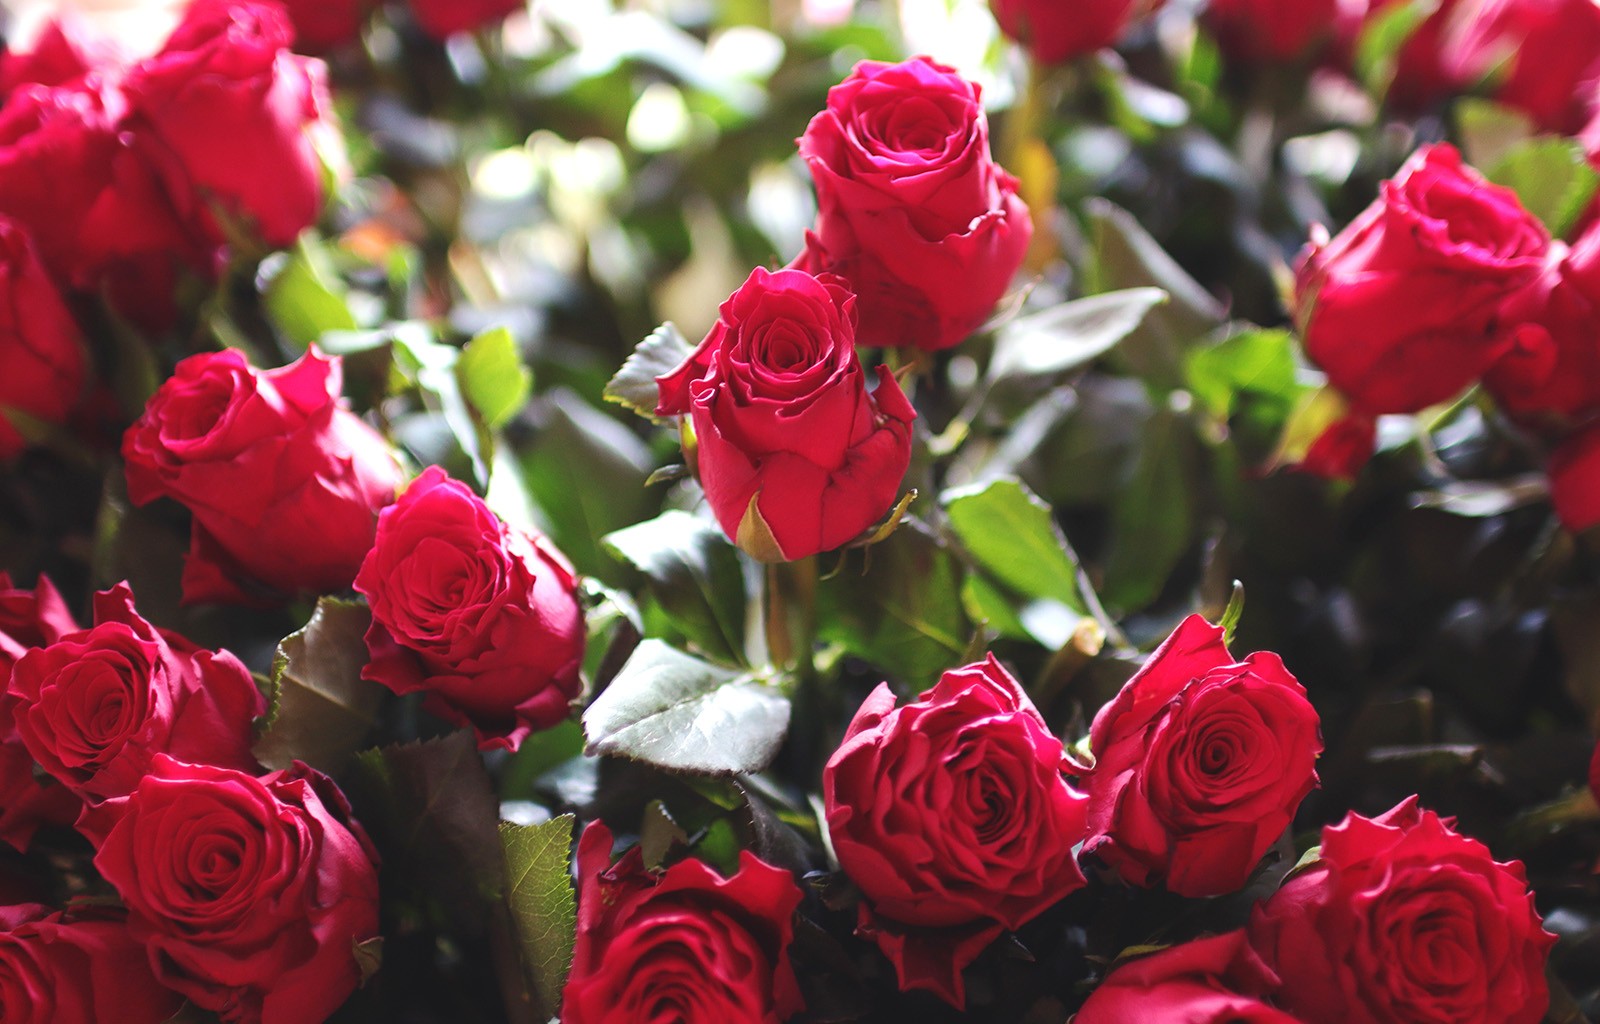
[960,573,1031,640]
[1410,476,1550,517]
[1487,137,1600,239]
[1355,0,1438,97]
[1185,328,1301,419]
[582,640,790,775]
[1456,98,1536,172]
[986,288,1168,381]
[1219,580,1246,644]
[604,322,695,419]
[942,478,1086,611]
[1102,406,1202,613]
[459,327,533,430]
[1085,199,1226,388]
[817,518,969,690]
[391,324,489,487]
[603,510,750,665]
[347,732,505,935]
[500,815,576,1020]
[519,389,656,579]
[262,237,358,350]
[253,598,385,775]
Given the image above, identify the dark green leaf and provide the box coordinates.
[582,640,790,775]
[603,510,749,665]
[253,598,385,775]
[986,288,1167,381]
[1102,406,1203,613]
[459,327,533,430]
[500,814,576,1020]
[604,322,694,419]
[817,518,969,689]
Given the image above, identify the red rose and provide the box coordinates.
[1589,737,1600,806]
[1297,411,1377,480]
[1075,930,1299,1023]
[1204,0,1353,63]
[989,0,1166,64]
[0,15,125,94]
[7,582,263,801]
[655,266,915,561]
[408,0,525,40]
[1248,796,1555,1024]
[823,655,1089,1006]
[563,821,804,1023]
[87,755,380,1024]
[0,573,81,850]
[1484,228,1600,430]
[1364,0,1468,112]
[278,0,374,51]
[355,466,585,751]
[1445,0,1600,134]
[0,80,197,307]
[122,347,402,605]
[1296,144,1548,415]
[123,0,333,248]
[0,216,87,459]
[0,904,183,1024]
[796,57,1032,352]
[1081,615,1322,898]
[1550,420,1600,533]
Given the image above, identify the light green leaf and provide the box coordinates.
[942,478,1086,611]
[1185,327,1301,419]
[500,815,576,1020]
[262,237,358,350]
[1457,98,1536,172]
[986,288,1168,381]
[604,322,695,419]
[582,640,790,775]
[1487,138,1600,239]
[459,327,532,430]
[1355,0,1438,97]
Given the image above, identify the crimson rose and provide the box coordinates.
[1204,0,1351,63]
[87,755,380,1024]
[1550,421,1600,533]
[989,0,1165,64]
[1295,144,1548,415]
[355,466,585,751]
[8,582,263,801]
[1445,0,1600,134]
[1075,930,1299,1023]
[0,573,80,850]
[1081,615,1322,898]
[0,216,86,460]
[123,347,401,605]
[823,655,1089,1006]
[1248,796,1555,1024]
[123,0,334,248]
[655,266,914,561]
[0,15,123,94]
[278,0,373,51]
[1484,226,1600,431]
[563,821,804,1023]
[0,904,183,1024]
[409,0,526,39]
[796,57,1031,351]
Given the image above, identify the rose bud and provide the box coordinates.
[277,0,373,52]
[0,573,81,850]
[796,56,1032,352]
[8,582,263,802]
[409,0,526,39]
[989,0,1166,64]
[355,466,585,752]
[122,347,402,605]
[563,821,804,1023]
[655,266,915,561]
[0,904,184,1024]
[1075,930,1299,1023]
[1295,144,1548,416]
[823,655,1089,1007]
[1445,0,1600,134]
[122,0,334,249]
[0,80,198,316]
[85,756,380,1024]
[1484,228,1600,431]
[1204,0,1356,63]
[0,217,87,459]
[1550,420,1600,533]
[0,14,126,94]
[1249,797,1555,1024]
[1081,615,1322,898]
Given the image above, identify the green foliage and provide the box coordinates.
[254,598,384,775]
[500,815,577,1020]
[986,288,1168,382]
[1486,138,1600,239]
[459,327,533,431]
[262,236,358,349]
[603,511,750,665]
[605,322,694,419]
